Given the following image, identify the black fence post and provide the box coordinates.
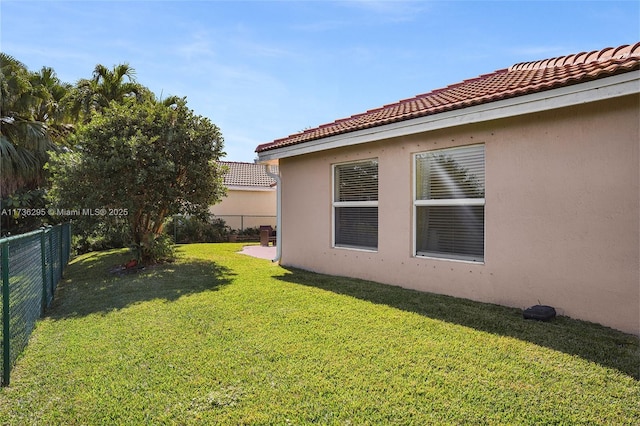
[41,229,48,313]
[1,241,10,386]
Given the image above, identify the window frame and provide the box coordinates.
[332,158,379,251]
[412,144,485,263]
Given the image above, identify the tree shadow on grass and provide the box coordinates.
[46,249,235,320]
[275,267,639,380]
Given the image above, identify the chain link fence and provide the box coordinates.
[213,215,276,232]
[1,223,71,386]
[167,215,277,244]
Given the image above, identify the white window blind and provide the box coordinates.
[415,145,485,262]
[333,160,378,250]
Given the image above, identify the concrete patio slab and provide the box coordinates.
[238,245,277,261]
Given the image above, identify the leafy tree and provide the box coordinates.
[48,97,226,263]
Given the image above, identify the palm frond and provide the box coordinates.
[114,63,136,81]
[0,134,39,180]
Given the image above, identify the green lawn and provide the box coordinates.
[1,243,638,425]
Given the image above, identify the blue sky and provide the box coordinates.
[2,1,639,162]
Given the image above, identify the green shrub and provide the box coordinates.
[238,226,261,236]
[133,232,175,263]
[71,217,130,255]
[165,216,229,243]
[0,188,52,236]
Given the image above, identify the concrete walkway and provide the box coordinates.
[238,245,277,261]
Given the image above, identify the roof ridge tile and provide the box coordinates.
[509,43,640,71]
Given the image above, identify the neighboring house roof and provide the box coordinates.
[256,42,640,155]
[220,161,277,188]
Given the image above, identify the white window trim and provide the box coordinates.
[333,200,379,208]
[415,198,485,207]
[332,159,379,251]
[412,146,486,264]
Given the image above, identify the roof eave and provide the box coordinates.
[256,72,639,162]
[225,184,276,192]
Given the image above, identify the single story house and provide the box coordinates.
[209,161,277,231]
[256,43,640,335]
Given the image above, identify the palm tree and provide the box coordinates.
[73,63,147,121]
[30,66,75,144]
[0,54,58,195]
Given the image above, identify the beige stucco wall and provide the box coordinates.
[277,95,639,335]
[209,188,277,229]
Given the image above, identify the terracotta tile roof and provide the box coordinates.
[219,161,277,187]
[256,43,640,153]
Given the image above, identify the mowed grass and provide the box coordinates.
[0,243,638,425]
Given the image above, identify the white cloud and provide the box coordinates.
[176,30,218,60]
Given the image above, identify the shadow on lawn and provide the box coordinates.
[276,267,640,380]
[46,250,235,319]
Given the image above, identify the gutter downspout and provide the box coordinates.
[265,164,281,262]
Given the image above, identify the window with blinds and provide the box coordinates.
[414,145,485,262]
[333,159,378,250]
